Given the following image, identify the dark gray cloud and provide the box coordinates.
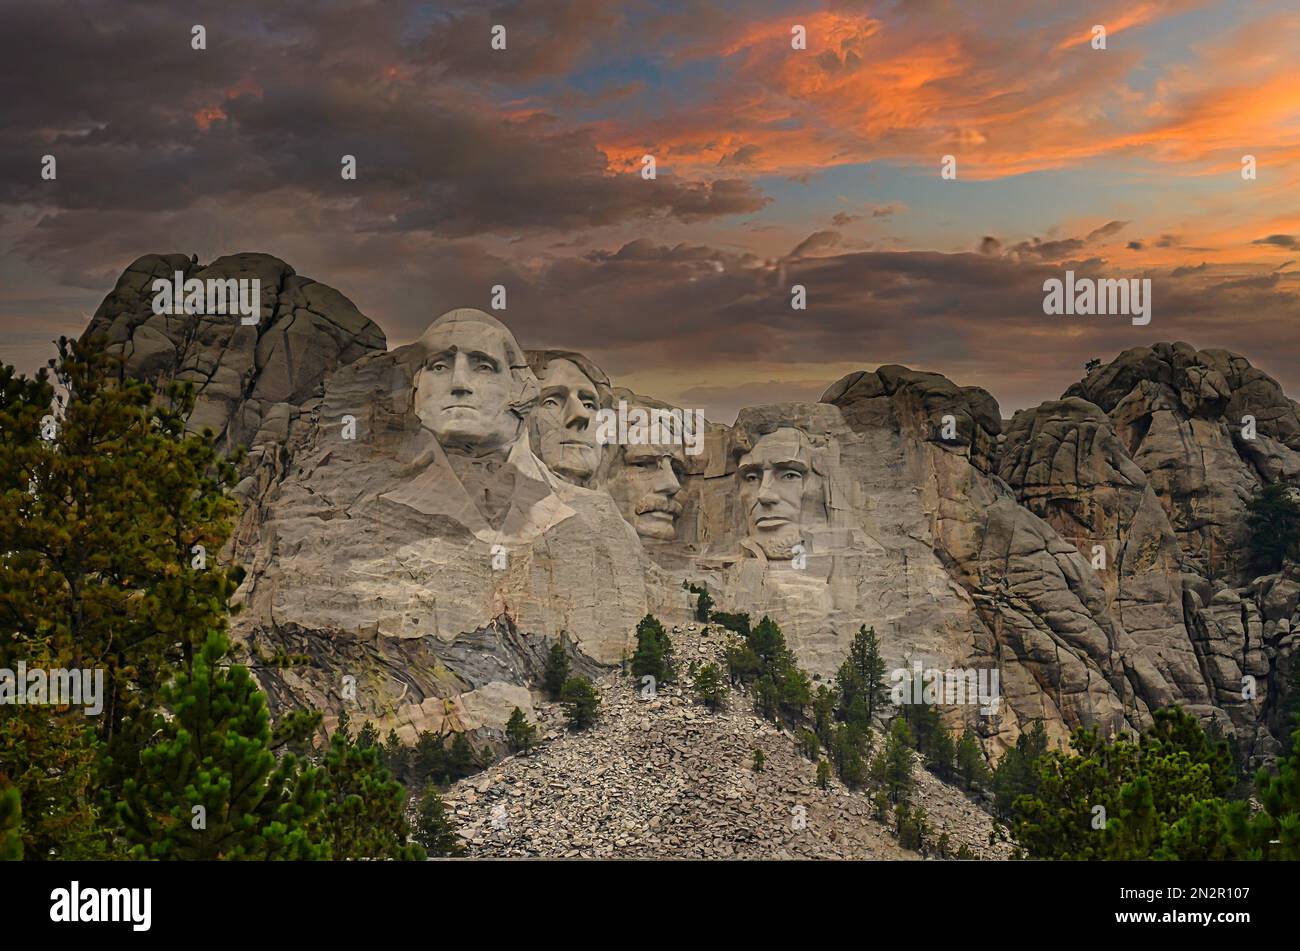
[0,0,768,236]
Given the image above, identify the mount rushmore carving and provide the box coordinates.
[83,253,1300,767]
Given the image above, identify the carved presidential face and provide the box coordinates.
[608,439,687,541]
[737,428,815,559]
[533,358,602,484]
[413,312,533,454]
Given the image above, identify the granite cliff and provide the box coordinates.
[82,253,1300,770]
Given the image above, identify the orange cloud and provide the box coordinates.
[593,5,1300,183]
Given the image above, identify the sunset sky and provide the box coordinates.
[2,0,1298,421]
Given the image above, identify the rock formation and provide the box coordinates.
[81,255,1300,769]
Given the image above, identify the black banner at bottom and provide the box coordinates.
[9,858,1278,939]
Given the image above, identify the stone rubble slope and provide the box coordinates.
[443,623,1011,860]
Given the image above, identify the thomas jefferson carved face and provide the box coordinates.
[530,356,603,485]
[412,309,536,454]
[737,428,817,559]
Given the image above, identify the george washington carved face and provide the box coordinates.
[411,309,537,454]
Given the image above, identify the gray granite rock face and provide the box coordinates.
[83,258,1300,764]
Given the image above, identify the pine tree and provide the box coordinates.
[631,614,676,685]
[711,611,751,637]
[1244,716,1300,859]
[752,749,765,772]
[992,719,1048,820]
[694,587,713,622]
[382,728,410,782]
[505,707,538,754]
[691,662,729,711]
[816,759,832,790]
[559,677,600,730]
[0,340,243,751]
[835,625,887,727]
[812,685,838,751]
[414,785,464,856]
[543,641,570,701]
[356,720,380,750]
[117,631,325,859]
[833,724,870,789]
[724,636,762,686]
[1246,482,1300,574]
[1010,708,1239,860]
[925,718,957,781]
[310,711,425,860]
[448,732,477,779]
[413,731,448,786]
[872,717,914,804]
[0,786,21,861]
[955,728,992,791]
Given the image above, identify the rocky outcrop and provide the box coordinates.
[1065,342,1300,581]
[80,255,1300,769]
[83,252,385,453]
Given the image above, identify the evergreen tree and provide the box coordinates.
[559,677,600,730]
[925,718,957,782]
[691,662,729,711]
[414,785,464,856]
[872,717,914,804]
[630,614,676,685]
[955,728,992,791]
[505,707,538,754]
[382,729,410,782]
[0,340,243,751]
[413,731,449,786]
[992,719,1048,820]
[543,640,571,701]
[748,615,792,672]
[752,749,765,772]
[1246,481,1300,575]
[117,631,325,859]
[711,612,751,637]
[796,727,820,760]
[310,710,424,860]
[902,702,942,754]
[835,625,887,727]
[812,685,838,751]
[0,637,116,859]
[0,786,21,861]
[1010,708,1239,860]
[693,587,713,622]
[832,724,870,789]
[448,732,477,778]
[816,759,832,790]
[1242,716,1300,859]
[356,720,380,750]
[724,637,762,686]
